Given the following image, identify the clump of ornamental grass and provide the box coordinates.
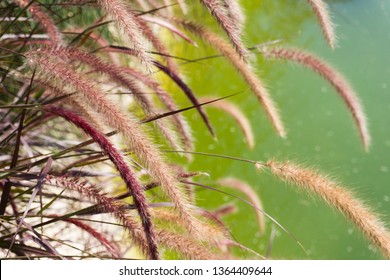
[0,0,388,260]
[28,49,203,238]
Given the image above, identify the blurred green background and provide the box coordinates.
[169,0,390,259]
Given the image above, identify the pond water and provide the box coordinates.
[170,0,390,259]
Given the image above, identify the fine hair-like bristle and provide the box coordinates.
[262,46,370,150]
[307,0,337,49]
[179,20,286,138]
[267,160,390,259]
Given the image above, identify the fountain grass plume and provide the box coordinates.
[103,45,215,138]
[43,46,181,151]
[262,46,370,150]
[200,96,254,149]
[221,0,245,33]
[134,15,181,75]
[25,49,202,239]
[13,0,63,45]
[307,0,337,49]
[60,217,120,258]
[153,60,215,138]
[179,20,286,138]
[65,28,121,65]
[41,46,153,111]
[97,0,152,69]
[200,0,249,61]
[152,208,229,242]
[134,0,151,11]
[177,0,188,14]
[156,229,220,259]
[122,66,194,152]
[212,203,238,218]
[45,175,151,259]
[45,106,159,260]
[266,160,390,259]
[218,177,265,235]
[141,15,198,46]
